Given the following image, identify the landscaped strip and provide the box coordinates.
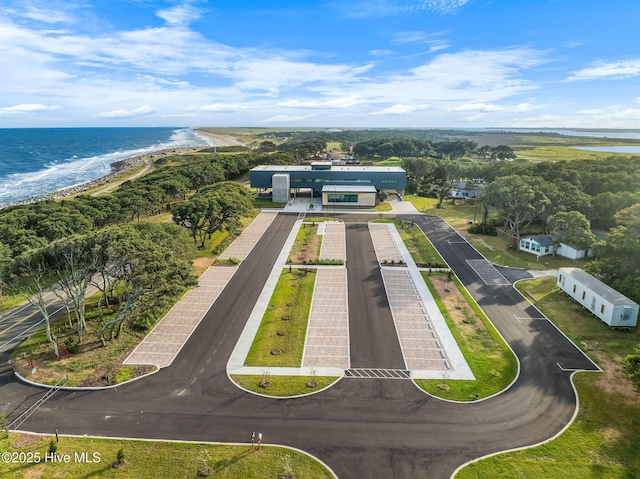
[414,272,517,401]
[231,374,340,397]
[457,277,639,478]
[288,223,322,264]
[373,219,446,267]
[0,433,335,479]
[244,269,316,367]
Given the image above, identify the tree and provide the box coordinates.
[586,204,640,303]
[4,249,55,342]
[476,145,493,161]
[548,211,595,257]
[172,196,211,247]
[199,182,254,238]
[480,175,550,248]
[490,145,517,161]
[48,236,100,342]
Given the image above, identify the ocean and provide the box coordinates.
[0,127,212,206]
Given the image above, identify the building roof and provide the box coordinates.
[251,165,405,172]
[559,268,639,306]
[523,235,555,246]
[523,234,592,249]
[321,185,377,193]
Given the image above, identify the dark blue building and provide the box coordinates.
[250,164,406,205]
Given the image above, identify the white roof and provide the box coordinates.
[322,185,377,193]
[559,268,638,306]
[251,165,405,172]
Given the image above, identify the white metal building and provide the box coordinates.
[557,268,639,327]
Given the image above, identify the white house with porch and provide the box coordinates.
[519,234,594,259]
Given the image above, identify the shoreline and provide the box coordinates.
[0,132,247,210]
[194,128,247,147]
[1,147,202,209]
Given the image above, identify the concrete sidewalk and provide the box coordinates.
[319,221,346,261]
[302,268,349,369]
[124,211,279,369]
[374,223,474,380]
[218,211,278,261]
[227,217,345,377]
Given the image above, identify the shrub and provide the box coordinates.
[63,336,80,354]
[49,439,57,454]
[468,222,497,236]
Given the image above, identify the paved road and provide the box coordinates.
[0,213,599,479]
[346,223,405,369]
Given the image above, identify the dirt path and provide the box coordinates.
[91,159,153,196]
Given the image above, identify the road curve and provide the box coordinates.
[1,213,599,479]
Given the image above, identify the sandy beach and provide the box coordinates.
[194,129,247,147]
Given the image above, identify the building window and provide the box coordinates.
[573,285,576,293]
[327,193,358,203]
[600,304,605,314]
[381,179,397,184]
[582,291,586,300]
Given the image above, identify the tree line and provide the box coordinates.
[0,150,262,346]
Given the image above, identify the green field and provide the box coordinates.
[0,434,334,479]
[403,195,593,270]
[244,269,316,367]
[456,277,640,478]
[231,375,340,396]
[414,273,517,400]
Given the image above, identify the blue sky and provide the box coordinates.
[2,0,640,128]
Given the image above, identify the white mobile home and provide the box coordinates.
[557,268,639,327]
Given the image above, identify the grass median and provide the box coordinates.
[0,433,334,479]
[456,277,640,478]
[288,223,322,263]
[244,269,316,367]
[231,375,340,396]
[373,219,446,267]
[414,272,517,401]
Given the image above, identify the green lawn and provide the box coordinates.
[414,273,517,400]
[0,434,334,479]
[375,156,403,166]
[244,269,316,367]
[231,375,340,396]
[288,223,321,263]
[375,202,392,212]
[253,198,286,209]
[456,277,640,478]
[373,219,447,267]
[404,194,593,271]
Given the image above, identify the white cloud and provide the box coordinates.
[567,59,640,81]
[576,105,640,120]
[262,114,315,123]
[187,103,247,112]
[95,105,156,118]
[0,103,59,115]
[369,49,394,57]
[19,6,74,24]
[392,30,449,45]
[514,102,542,112]
[343,0,468,17]
[156,4,203,26]
[277,95,364,109]
[448,102,503,112]
[371,103,430,115]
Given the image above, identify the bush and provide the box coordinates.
[49,439,57,454]
[468,222,497,236]
[63,336,80,354]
